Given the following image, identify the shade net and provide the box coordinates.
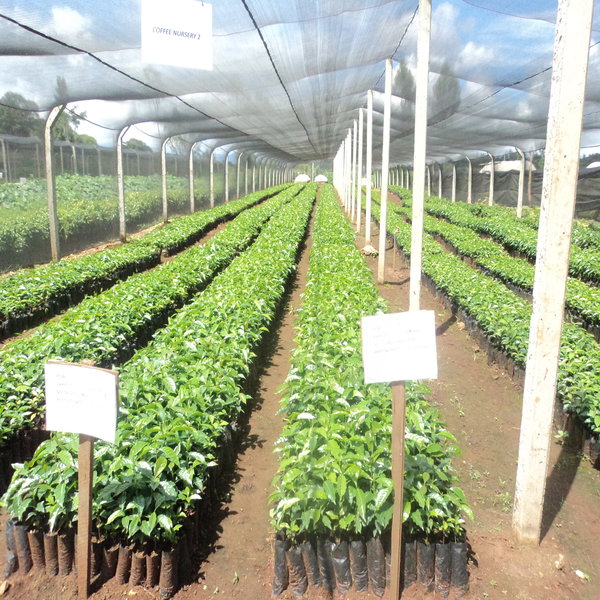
[0,0,599,268]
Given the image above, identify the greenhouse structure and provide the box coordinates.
[0,1,599,599]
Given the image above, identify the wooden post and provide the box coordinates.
[224,151,230,202]
[45,105,66,262]
[77,434,94,599]
[516,147,525,217]
[210,149,216,206]
[466,156,472,204]
[451,162,456,203]
[116,126,129,242]
[351,119,358,222]
[161,138,169,223]
[512,0,593,544]
[390,381,407,600]
[356,109,364,232]
[236,151,243,199]
[71,143,78,175]
[96,147,102,177]
[486,152,495,206]
[377,58,393,284]
[528,153,534,207]
[437,163,442,197]
[189,142,197,213]
[409,0,431,314]
[366,90,374,244]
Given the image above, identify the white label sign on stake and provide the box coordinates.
[45,361,119,443]
[361,310,438,384]
[141,0,213,70]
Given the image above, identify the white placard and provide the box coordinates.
[45,361,119,443]
[361,310,438,383]
[141,0,213,70]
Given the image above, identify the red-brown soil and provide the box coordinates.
[1,196,599,600]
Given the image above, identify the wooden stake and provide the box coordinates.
[390,381,406,598]
[78,434,94,599]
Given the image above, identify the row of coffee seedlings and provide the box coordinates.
[396,188,600,286]
[270,185,471,598]
[0,184,290,340]
[0,185,302,482]
[371,191,600,464]
[2,185,317,597]
[0,174,196,270]
[390,191,600,339]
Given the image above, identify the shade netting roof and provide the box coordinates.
[1,0,600,164]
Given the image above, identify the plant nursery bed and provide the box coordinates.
[1,197,599,600]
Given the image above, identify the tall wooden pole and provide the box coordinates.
[512,0,593,544]
[161,138,169,223]
[366,90,374,244]
[189,141,198,213]
[486,152,495,206]
[466,156,472,204]
[516,147,525,217]
[451,163,457,203]
[377,59,393,284]
[209,148,216,207]
[351,119,358,222]
[356,109,364,232]
[45,105,66,262]
[117,126,130,241]
[408,0,431,313]
[393,3,432,599]
[236,151,244,199]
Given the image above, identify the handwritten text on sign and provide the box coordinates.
[361,310,438,383]
[141,0,213,70]
[45,361,119,443]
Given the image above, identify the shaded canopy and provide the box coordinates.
[1,1,599,165]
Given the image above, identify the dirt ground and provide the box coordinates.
[1,197,599,600]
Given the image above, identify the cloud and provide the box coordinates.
[46,6,94,45]
[457,41,496,75]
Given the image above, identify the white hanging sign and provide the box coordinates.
[45,361,119,443]
[361,310,438,384]
[141,0,213,70]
